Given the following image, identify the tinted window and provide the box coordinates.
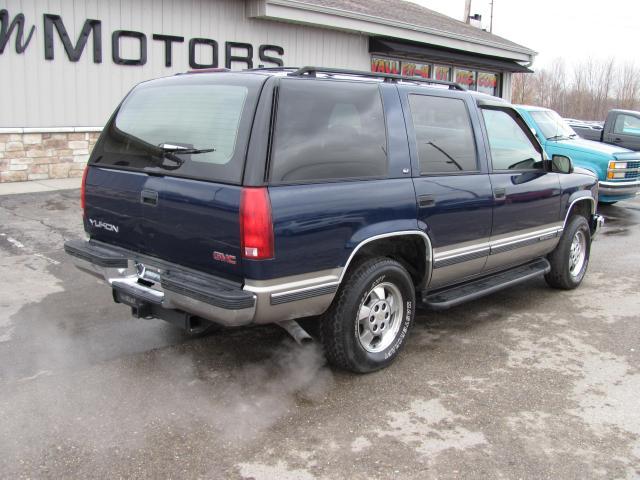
[409,95,477,174]
[92,73,264,184]
[270,79,387,183]
[614,114,640,136]
[482,109,543,171]
[115,84,247,165]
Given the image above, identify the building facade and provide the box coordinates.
[0,0,535,182]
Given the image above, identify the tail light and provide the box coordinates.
[80,166,89,214]
[240,187,274,260]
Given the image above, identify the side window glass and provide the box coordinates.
[270,79,387,183]
[482,109,543,171]
[614,114,640,136]
[408,95,478,174]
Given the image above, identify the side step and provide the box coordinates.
[422,258,551,310]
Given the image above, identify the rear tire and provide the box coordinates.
[319,258,415,373]
[545,215,591,290]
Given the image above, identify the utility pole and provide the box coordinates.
[464,0,472,23]
[489,0,494,32]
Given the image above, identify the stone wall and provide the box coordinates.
[0,130,101,183]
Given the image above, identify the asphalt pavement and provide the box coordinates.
[1,189,639,479]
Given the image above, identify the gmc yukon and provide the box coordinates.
[65,67,604,373]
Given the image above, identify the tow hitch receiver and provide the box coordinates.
[113,289,153,318]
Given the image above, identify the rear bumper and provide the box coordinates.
[598,179,640,198]
[64,239,338,328]
[64,239,256,327]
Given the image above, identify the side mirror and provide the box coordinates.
[551,154,574,174]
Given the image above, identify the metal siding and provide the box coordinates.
[0,0,369,128]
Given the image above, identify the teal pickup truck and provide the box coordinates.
[516,105,640,204]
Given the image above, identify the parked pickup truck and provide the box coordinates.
[64,67,603,373]
[517,105,640,204]
[570,109,640,151]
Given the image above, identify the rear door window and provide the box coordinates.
[269,79,388,184]
[408,95,478,174]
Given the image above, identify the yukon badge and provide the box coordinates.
[89,218,120,233]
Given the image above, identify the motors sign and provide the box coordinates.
[0,9,285,69]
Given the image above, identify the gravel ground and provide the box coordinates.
[0,190,639,479]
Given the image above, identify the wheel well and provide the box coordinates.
[566,198,594,233]
[344,236,429,288]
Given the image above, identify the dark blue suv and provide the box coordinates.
[65,67,603,373]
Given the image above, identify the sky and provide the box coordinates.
[407,0,640,70]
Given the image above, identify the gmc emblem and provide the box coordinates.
[213,251,237,265]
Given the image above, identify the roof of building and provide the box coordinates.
[293,0,535,56]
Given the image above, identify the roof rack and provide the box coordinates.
[246,66,300,72]
[287,66,466,91]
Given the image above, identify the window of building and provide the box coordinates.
[454,69,477,90]
[369,57,501,96]
[402,62,431,78]
[434,65,452,81]
[482,109,543,171]
[371,57,400,75]
[270,79,388,183]
[477,72,499,96]
[409,95,478,174]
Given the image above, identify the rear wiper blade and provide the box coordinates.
[158,143,216,154]
[546,135,569,141]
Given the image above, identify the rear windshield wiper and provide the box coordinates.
[546,134,569,141]
[149,143,216,171]
[158,143,216,155]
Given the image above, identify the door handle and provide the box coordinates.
[493,187,506,200]
[613,137,622,143]
[418,194,435,208]
[140,189,158,206]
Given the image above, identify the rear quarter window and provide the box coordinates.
[269,79,388,184]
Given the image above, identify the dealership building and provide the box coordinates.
[0,0,535,182]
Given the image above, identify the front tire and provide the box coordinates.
[319,258,415,373]
[545,215,591,290]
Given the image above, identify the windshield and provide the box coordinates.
[530,110,576,140]
[90,73,265,184]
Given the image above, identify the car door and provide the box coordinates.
[604,113,640,151]
[401,89,493,289]
[479,105,563,272]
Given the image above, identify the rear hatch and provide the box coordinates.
[84,72,267,281]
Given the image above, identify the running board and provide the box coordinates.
[422,258,551,310]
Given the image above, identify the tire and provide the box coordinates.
[319,257,415,373]
[545,215,591,290]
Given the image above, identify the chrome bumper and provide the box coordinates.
[64,239,257,327]
[598,179,640,197]
[64,240,338,327]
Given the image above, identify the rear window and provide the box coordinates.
[115,84,247,165]
[269,79,388,184]
[91,74,264,184]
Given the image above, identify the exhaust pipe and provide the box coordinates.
[279,320,313,345]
